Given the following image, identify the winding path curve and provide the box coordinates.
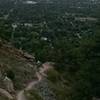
[17,62,53,100]
[0,62,53,100]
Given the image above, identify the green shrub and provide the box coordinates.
[25,90,43,100]
[47,69,61,83]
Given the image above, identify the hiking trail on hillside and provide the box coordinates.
[17,62,53,100]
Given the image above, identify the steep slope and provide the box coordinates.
[0,39,36,91]
[0,39,67,100]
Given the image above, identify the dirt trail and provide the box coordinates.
[17,90,26,100]
[0,88,14,99]
[17,62,53,100]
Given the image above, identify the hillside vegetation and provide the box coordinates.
[0,0,100,100]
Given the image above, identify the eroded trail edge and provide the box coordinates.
[17,62,53,100]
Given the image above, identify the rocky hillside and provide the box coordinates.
[0,39,67,100]
[0,39,36,90]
